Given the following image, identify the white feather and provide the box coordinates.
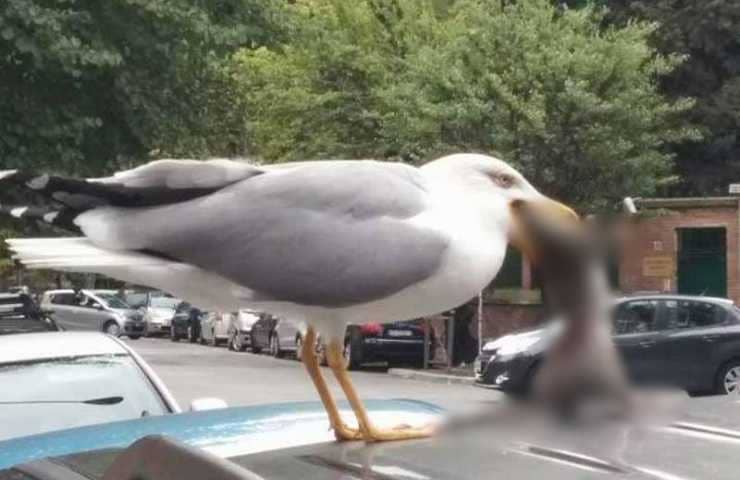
[7,237,254,311]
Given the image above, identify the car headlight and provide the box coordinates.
[495,335,541,356]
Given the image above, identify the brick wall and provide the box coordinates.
[619,204,740,303]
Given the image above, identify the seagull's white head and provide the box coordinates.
[422,153,578,263]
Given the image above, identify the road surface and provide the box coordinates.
[124,337,500,414]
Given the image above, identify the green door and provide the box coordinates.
[677,227,727,297]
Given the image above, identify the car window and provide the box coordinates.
[664,300,727,329]
[0,354,169,441]
[78,294,99,309]
[49,293,76,305]
[613,300,659,335]
[123,293,148,309]
[94,293,130,309]
[150,297,180,309]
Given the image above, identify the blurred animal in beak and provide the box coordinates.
[513,202,632,420]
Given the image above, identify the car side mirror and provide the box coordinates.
[189,397,228,412]
[92,303,104,310]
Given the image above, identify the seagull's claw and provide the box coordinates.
[361,423,437,442]
[332,422,363,441]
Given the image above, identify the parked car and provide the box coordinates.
[269,319,303,358]
[2,395,740,479]
[323,320,434,370]
[0,398,441,473]
[227,310,261,351]
[249,313,278,354]
[40,289,145,338]
[140,294,181,336]
[0,331,180,441]
[170,302,205,342]
[199,311,233,346]
[0,293,60,335]
[475,294,740,395]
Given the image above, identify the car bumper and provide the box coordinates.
[359,338,428,362]
[146,322,170,333]
[474,352,537,392]
[123,321,146,335]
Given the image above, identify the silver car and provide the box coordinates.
[40,289,145,338]
[227,310,261,352]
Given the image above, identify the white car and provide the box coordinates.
[0,332,176,440]
[141,294,181,336]
[200,311,233,346]
[0,332,226,441]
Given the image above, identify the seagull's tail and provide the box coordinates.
[7,238,169,271]
[6,238,248,311]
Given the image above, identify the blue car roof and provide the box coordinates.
[0,399,442,469]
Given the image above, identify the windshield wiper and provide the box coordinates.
[0,396,123,405]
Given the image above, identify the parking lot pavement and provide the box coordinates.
[124,337,502,414]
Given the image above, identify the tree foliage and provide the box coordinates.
[232,0,697,209]
[0,0,284,174]
[605,0,740,196]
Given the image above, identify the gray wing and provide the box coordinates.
[77,161,450,307]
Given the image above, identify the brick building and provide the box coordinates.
[620,197,740,303]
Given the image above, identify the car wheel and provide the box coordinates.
[717,360,740,395]
[344,340,360,370]
[252,337,263,354]
[129,335,141,340]
[271,335,283,358]
[103,321,121,337]
[295,336,303,362]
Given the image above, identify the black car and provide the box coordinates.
[170,302,203,342]
[339,320,434,370]
[475,294,740,395]
[0,293,60,335]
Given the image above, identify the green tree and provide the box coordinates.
[604,0,740,196]
[0,0,283,175]
[233,0,697,209]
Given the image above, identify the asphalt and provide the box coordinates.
[123,337,500,415]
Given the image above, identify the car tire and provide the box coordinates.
[103,320,121,337]
[344,339,360,370]
[295,335,303,362]
[252,344,263,354]
[270,335,284,358]
[716,359,740,395]
[129,335,141,340]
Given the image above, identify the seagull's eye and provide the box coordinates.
[492,174,514,189]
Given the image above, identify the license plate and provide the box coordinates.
[386,329,413,337]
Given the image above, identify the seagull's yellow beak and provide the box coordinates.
[508,197,579,264]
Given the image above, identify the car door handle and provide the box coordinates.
[639,341,656,348]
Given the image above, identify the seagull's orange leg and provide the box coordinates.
[325,339,435,442]
[301,326,362,441]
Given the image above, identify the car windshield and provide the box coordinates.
[150,297,180,309]
[93,293,131,310]
[0,354,168,441]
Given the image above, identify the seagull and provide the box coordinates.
[0,153,576,442]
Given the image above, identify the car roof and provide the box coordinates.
[5,397,740,479]
[616,293,735,306]
[0,332,128,364]
[0,399,441,470]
